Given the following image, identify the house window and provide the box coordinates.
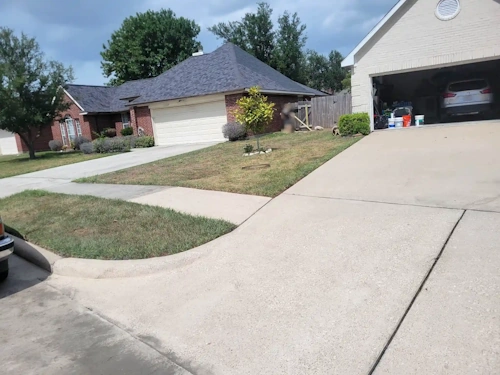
[122,112,131,128]
[59,122,68,146]
[75,119,82,136]
[65,117,76,142]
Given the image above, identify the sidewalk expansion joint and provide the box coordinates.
[367,209,467,375]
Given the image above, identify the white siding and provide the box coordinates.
[351,0,500,124]
[0,129,19,155]
[151,97,227,146]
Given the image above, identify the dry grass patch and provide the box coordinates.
[78,132,362,197]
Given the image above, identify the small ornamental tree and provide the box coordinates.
[234,86,275,150]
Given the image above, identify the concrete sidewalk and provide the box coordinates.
[0,143,216,198]
[45,183,271,225]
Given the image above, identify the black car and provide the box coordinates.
[0,217,14,282]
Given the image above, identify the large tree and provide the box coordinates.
[209,2,275,67]
[305,50,346,93]
[0,28,74,159]
[272,11,307,83]
[101,9,202,86]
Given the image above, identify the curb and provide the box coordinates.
[11,234,212,279]
[12,235,62,273]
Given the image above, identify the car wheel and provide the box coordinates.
[0,270,8,282]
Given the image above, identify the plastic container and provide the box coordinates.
[388,118,395,128]
[415,115,425,126]
[402,115,411,127]
[395,117,404,128]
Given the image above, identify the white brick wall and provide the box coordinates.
[351,0,500,127]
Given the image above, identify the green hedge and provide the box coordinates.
[338,113,370,136]
[135,136,155,148]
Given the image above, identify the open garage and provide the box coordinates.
[372,58,500,127]
[342,0,500,131]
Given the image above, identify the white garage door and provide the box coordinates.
[0,129,18,155]
[152,100,227,146]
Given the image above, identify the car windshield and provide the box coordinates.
[448,80,487,92]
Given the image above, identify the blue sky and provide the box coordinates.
[0,0,396,85]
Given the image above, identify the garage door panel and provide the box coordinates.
[152,100,227,146]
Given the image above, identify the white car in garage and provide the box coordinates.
[441,78,494,119]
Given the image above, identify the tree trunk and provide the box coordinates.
[28,146,36,160]
[18,132,36,160]
[256,134,260,151]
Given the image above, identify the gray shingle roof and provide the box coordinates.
[66,43,323,113]
[132,43,323,105]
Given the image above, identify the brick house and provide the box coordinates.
[12,42,324,153]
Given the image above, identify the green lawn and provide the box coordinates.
[0,151,107,179]
[0,190,235,260]
[78,132,362,197]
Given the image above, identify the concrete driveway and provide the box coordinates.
[3,121,499,374]
[0,142,216,198]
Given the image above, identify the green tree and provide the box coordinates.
[305,50,329,91]
[209,2,275,66]
[342,71,351,92]
[0,28,74,159]
[273,11,307,83]
[305,50,346,93]
[101,9,201,86]
[234,86,275,150]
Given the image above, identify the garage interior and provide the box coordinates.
[372,59,500,128]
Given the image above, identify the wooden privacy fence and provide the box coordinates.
[294,94,352,129]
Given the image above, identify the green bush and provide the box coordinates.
[135,136,154,148]
[338,113,370,136]
[123,135,137,149]
[92,138,130,153]
[80,142,94,154]
[48,140,63,151]
[73,136,91,150]
[244,144,254,153]
[121,127,134,136]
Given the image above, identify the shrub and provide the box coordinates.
[338,113,370,136]
[135,136,154,148]
[121,127,134,136]
[73,135,91,150]
[104,128,117,138]
[244,144,254,153]
[123,135,137,149]
[80,142,94,154]
[92,137,130,153]
[48,140,63,151]
[222,122,246,141]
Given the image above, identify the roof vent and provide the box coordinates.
[435,0,460,21]
[192,50,204,57]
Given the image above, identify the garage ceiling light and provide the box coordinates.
[436,0,461,21]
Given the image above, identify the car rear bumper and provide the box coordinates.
[445,103,492,116]
[0,236,14,263]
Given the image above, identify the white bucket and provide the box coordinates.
[415,115,425,126]
[388,118,395,128]
[395,117,404,128]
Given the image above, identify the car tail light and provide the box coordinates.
[0,217,4,238]
[480,88,492,94]
[442,92,456,98]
